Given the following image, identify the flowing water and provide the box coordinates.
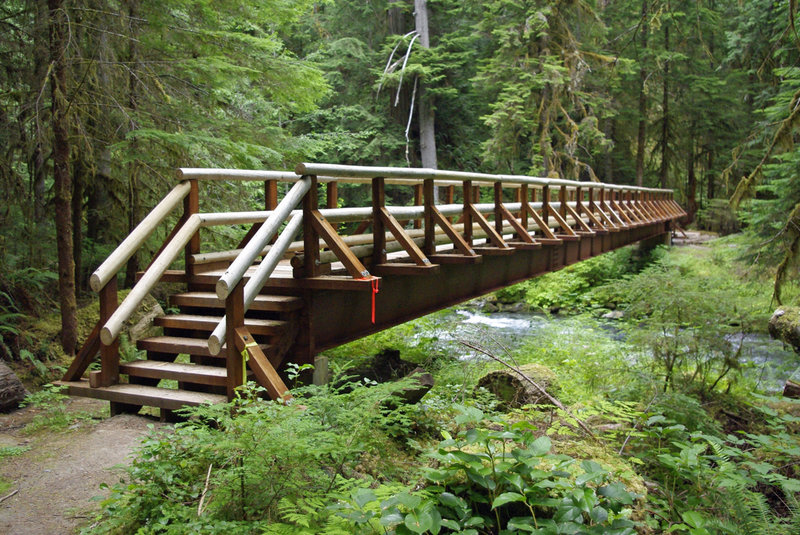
[410,304,799,393]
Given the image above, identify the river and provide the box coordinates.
[408,303,800,393]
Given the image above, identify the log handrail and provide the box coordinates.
[89,181,192,292]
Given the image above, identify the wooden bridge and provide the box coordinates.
[57,163,685,416]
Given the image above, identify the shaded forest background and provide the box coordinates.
[1,0,799,355]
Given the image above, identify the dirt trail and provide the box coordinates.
[0,398,162,534]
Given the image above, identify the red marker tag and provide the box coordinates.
[371,278,380,324]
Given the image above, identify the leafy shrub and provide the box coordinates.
[337,407,640,534]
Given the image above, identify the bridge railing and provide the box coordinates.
[64,163,684,393]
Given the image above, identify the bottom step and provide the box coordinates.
[55,380,227,410]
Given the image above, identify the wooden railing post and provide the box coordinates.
[558,185,568,224]
[372,177,387,267]
[520,184,529,234]
[184,179,199,284]
[326,181,338,209]
[225,280,245,399]
[265,179,278,210]
[303,175,320,278]
[463,180,473,246]
[414,184,423,229]
[423,178,435,255]
[91,277,119,388]
[542,185,550,226]
[494,182,503,235]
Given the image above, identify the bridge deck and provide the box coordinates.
[58,164,685,417]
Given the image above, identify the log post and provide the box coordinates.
[302,175,320,278]
[542,185,550,226]
[463,180,473,246]
[414,184,423,229]
[225,280,245,399]
[372,177,387,267]
[265,179,278,210]
[91,277,119,388]
[494,182,503,235]
[423,178,435,255]
[326,181,338,209]
[184,179,199,285]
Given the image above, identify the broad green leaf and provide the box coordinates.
[492,491,526,509]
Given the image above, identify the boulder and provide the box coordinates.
[336,349,433,405]
[476,363,559,409]
[0,362,28,412]
[123,294,164,343]
[769,307,800,354]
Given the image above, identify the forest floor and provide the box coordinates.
[0,398,162,534]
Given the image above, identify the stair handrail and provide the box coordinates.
[100,213,202,345]
[208,212,304,355]
[89,181,192,292]
[215,176,312,300]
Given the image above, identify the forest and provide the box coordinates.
[2,0,800,534]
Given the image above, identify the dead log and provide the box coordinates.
[0,362,28,412]
[476,363,559,409]
[337,349,433,406]
[784,380,800,399]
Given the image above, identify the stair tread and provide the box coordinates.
[155,314,287,334]
[121,359,227,377]
[137,336,269,357]
[55,380,227,409]
[170,292,303,312]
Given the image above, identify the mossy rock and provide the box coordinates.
[476,363,559,409]
[769,306,800,354]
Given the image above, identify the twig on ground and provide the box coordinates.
[0,489,19,504]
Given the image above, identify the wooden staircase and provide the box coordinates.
[57,289,302,417]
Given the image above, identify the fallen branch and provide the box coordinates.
[460,340,598,442]
[197,463,213,516]
[0,489,19,504]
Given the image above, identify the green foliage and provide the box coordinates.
[20,384,98,434]
[522,246,659,311]
[85,380,422,534]
[337,408,639,534]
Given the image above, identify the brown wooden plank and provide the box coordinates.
[522,202,558,240]
[62,322,101,381]
[98,279,119,387]
[472,247,516,256]
[432,207,478,257]
[155,314,287,336]
[379,207,431,266]
[498,204,537,244]
[234,327,292,402]
[170,292,303,312]
[372,263,441,276]
[55,379,227,410]
[120,360,230,386]
[226,281,245,398]
[506,241,542,250]
[563,203,594,234]
[468,204,511,249]
[310,210,370,279]
[546,204,578,237]
[137,335,270,358]
[429,253,483,264]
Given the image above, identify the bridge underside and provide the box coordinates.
[303,221,669,356]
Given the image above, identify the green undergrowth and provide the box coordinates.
[19,384,103,434]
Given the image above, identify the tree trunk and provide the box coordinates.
[49,0,77,355]
[635,0,648,187]
[659,21,670,189]
[31,0,49,225]
[72,157,85,294]
[686,139,697,224]
[414,0,437,170]
[706,151,715,199]
[124,0,141,289]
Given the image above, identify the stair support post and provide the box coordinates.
[225,280,245,399]
[91,278,119,388]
